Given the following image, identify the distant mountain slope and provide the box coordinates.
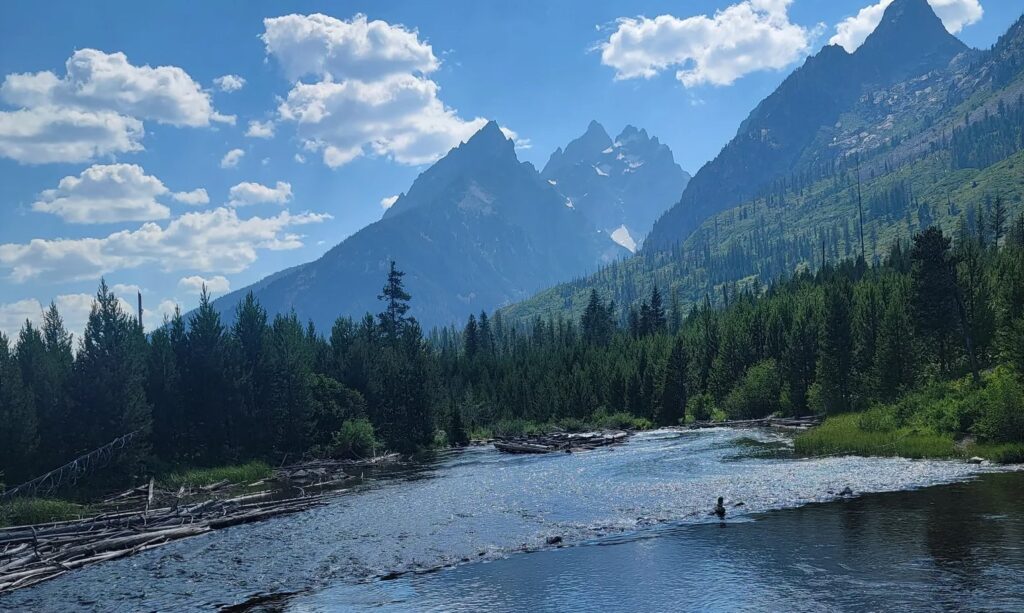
[541,121,690,250]
[504,7,1024,326]
[214,122,626,330]
[645,0,971,251]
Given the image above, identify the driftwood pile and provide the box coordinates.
[493,431,629,454]
[0,453,405,595]
[0,491,335,595]
[687,416,823,431]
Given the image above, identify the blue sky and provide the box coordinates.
[0,0,1020,337]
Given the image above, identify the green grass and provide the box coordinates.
[794,413,957,459]
[0,498,88,528]
[159,460,272,489]
[966,442,1024,464]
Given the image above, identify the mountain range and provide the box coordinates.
[505,0,1024,324]
[542,121,690,251]
[645,0,973,251]
[213,121,685,330]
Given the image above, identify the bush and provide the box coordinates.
[330,418,379,459]
[722,359,783,419]
[591,411,653,431]
[973,367,1024,442]
[687,393,716,422]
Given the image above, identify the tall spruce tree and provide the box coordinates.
[658,336,689,426]
[816,281,853,414]
[72,281,151,480]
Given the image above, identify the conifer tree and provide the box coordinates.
[816,282,853,414]
[658,336,689,426]
[72,281,151,480]
[0,332,37,482]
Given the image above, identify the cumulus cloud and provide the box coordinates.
[32,163,177,224]
[245,119,275,138]
[214,74,246,92]
[220,148,245,168]
[830,0,983,52]
[171,188,210,205]
[0,106,144,164]
[261,13,438,81]
[228,181,293,206]
[600,0,816,87]
[178,274,230,295]
[263,13,492,167]
[0,207,330,283]
[0,49,232,163]
[380,194,400,210]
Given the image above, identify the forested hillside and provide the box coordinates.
[3,221,1024,491]
[503,11,1024,327]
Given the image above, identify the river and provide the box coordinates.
[3,429,1022,612]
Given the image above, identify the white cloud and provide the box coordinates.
[214,74,246,92]
[32,163,174,224]
[220,148,245,168]
[0,49,232,163]
[0,106,144,164]
[261,13,438,81]
[246,119,276,138]
[178,274,231,295]
[278,73,489,166]
[294,153,306,163]
[263,13,491,167]
[0,206,330,283]
[600,0,816,87]
[830,0,983,52]
[228,181,293,206]
[380,194,399,209]
[172,188,210,205]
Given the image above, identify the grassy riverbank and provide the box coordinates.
[159,460,273,489]
[0,498,89,528]
[795,368,1024,463]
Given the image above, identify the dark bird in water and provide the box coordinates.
[713,496,726,520]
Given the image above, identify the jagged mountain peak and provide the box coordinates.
[541,122,690,247]
[854,0,967,80]
[456,120,516,157]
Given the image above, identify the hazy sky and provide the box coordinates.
[0,0,1020,338]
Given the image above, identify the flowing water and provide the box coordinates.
[3,429,1022,612]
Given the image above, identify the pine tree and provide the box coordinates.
[991,195,1007,246]
[910,227,959,375]
[816,282,853,414]
[875,276,918,400]
[378,260,412,340]
[463,314,479,359]
[0,332,37,483]
[265,312,314,455]
[658,336,689,426]
[72,280,151,481]
[232,292,270,455]
[183,286,231,461]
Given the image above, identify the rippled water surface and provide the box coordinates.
[4,429,1021,612]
